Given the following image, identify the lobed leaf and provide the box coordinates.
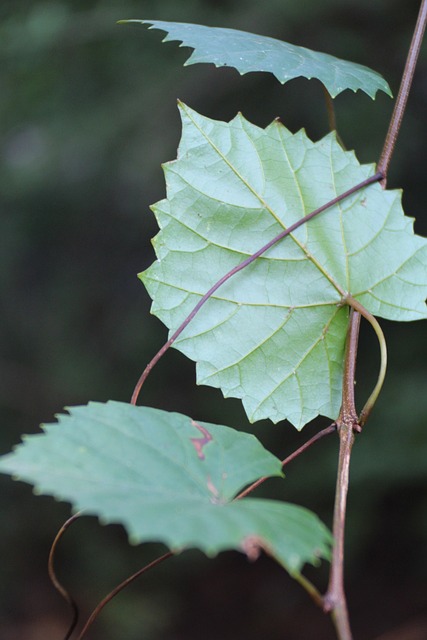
[0,401,331,575]
[120,19,392,99]
[142,103,427,428]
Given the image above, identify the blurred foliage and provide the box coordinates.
[0,1,426,639]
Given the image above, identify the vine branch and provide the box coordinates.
[125,5,427,634]
[378,0,427,184]
[323,309,359,640]
[235,422,337,500]
[323,6,427,636]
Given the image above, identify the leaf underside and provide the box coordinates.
[0,402,331,575]
[142,104,427,429]
[122,20,392,99]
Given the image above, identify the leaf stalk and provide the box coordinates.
[346,296,387,426]
[322,83,346,149]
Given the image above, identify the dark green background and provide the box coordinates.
[1,1,426,638]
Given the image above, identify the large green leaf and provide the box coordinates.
[0,402,331,575]
[142,103,427,429]
[121,20,392,99]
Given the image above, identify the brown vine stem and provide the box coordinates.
[323,310,360,640]
[378,0,427,185]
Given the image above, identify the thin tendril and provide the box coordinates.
[50,511,174,640]
[48,512,82,640]
[75,551,173,640]
[131,171,383,405]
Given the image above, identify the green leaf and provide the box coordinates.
[120,20,392,99]
[141,103,427,428]
[0,401,331,575]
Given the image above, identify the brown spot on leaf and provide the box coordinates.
[190,420,213,460]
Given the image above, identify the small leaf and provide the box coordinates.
[120,19,392,99]
[141,104,427,428]
[0,402,331,575]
